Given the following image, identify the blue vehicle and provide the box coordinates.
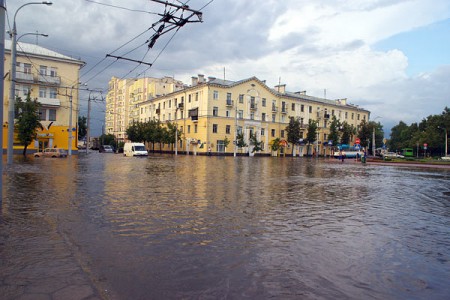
[333,144,364,159]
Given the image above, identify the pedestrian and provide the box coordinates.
[208,147,211,156]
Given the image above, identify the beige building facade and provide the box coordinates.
[138,75,370,156]
[3,41,85,153]
[105,76,185,142]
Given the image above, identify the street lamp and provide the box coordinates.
[371,116,382,157]
[7,1,52,164]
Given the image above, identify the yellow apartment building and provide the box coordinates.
[105,76,185,142]
[3,40,85,153]
[138,75,370,156]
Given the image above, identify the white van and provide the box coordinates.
[124,142,148,157]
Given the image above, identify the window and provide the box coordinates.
[168,113,171,121]
[309,106,312,113]
[237,126,243,134]
[49,109,56,121]
[262,113,266,121]
[39,65,47,75]
[262,98,266,107]
[301,104,304,112]
[24,63,32,74]
[261,128,265,136]
[22,85,31,96]
[281,130,285,138]
[188,94,191,103]
[271,129,275,137]
[272,114,276,123]
[39,108,46,120]
[39,87,46,98]
[227,93,231,102]
[195,92,198,101]
[226,125,231,134]
[213,90,219,99]
[238,110,243,119]
[345,112,348,119]
[239,94,244,103]
[213,106,218,116]
[226,110,231,117]
[194,124,198,133]
[163,102,166,109]
[352,113,354,120]
[169,100,171,108]
[292,103,295,111]
[212,124,218,133]
[187,125,191,133]
[324,120,327,128]
[49,88,57,99]
[332,109,335,116]
[49,67,57,77]
[272,100,276,111]
[281,115,286,123]
[250,112,254,120]
[281,101,286,112]
[357,114,360,120]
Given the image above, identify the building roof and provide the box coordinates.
[5,40,84,65]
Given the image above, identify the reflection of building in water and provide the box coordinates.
[3,41,85,153]
[135,75,370,156]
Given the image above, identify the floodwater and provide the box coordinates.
[1,153,449,300]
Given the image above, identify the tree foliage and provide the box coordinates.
[328,116,341,146]
[78,116,87,140]
[285,117,301,148]
[388,107,450,156]
[236,132,247,148]
[15,94,43,156]
[249,132,263,153]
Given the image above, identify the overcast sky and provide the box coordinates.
[7,0,450,136]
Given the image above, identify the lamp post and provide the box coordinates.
[438,126,448,157]
[7,1,52,165]
[371,116,382,157]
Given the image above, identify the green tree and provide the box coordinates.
[357,120,372,148]
[270,137,281,156]
[306,119,318,155]
[249,132,263,153]
[223,136,230,150]
[78,116,87,141]
[328,116,341,146]
[285,117,301,156]
[15,94,43,156]
[236,132,247,148]
[100,133,116,147]
[126,121,146,142]
[341,121,355,145]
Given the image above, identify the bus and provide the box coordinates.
[401,148,414,157]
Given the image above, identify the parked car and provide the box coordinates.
[382,152,404,159]
[34,148,68,158]
[99,145,114,153]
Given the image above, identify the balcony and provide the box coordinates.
[272,106,278,112]
[226,100,233,107]
[38,97,60,107]
[38,74,61,85]
[281,107,288,114]
[250,103,257,110]
[15,71,33,83]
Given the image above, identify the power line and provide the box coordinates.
[85,0,159,15]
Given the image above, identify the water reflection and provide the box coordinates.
[1,154,449,299]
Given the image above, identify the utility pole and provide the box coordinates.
[233,100,237,157]
[86,92,92,154]
[68,90,73,156]
[0,0,6,204]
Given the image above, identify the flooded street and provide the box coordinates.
[1,153,449,299]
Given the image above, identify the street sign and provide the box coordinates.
[355,138,360,144]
